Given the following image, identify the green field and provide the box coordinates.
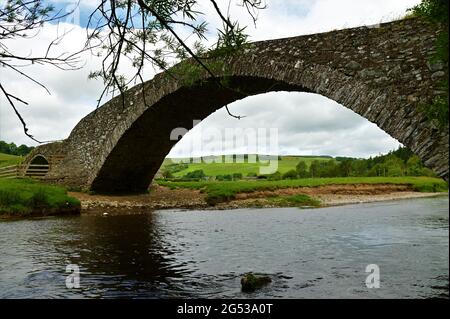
[0,178,80,216]
[161,156,332,177]
[0,152,22,168]
[157,176,448,205]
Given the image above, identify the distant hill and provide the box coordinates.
[159,155,332,177]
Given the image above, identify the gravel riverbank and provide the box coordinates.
[70,184,447,215]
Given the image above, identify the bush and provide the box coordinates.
[184,170,206,180]
[161,170,174,179]
[232,173,243,180]
[267,171,282,181]
[282,169,298,180]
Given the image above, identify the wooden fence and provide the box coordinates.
[0,164,50,179]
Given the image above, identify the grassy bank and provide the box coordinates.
[0,178,81,217]
[157,176,448,205]
[0,153,22,168]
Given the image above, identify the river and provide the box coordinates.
[0,197,448,299]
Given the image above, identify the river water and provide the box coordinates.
[0,197,448,299]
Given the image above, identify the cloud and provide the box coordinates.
[168,92,401,158]
[0,0,418,157]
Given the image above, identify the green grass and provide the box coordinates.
[0,152,23,168]
[0,178,80,216]
[160,156,331,177]
[157,176,448,205]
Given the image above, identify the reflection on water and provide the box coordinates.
[0,196,448,299]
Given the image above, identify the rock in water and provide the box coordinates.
[240,273,272,292]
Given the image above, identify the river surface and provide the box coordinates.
[0,197,448,299]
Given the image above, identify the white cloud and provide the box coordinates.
[0,0,418,157]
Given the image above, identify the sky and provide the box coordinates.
[0,0,422,158]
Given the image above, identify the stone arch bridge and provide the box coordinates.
[24,18,448,193]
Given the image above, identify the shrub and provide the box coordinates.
[282,169,298,180]
[267,171,282,181]
[232,173,243,180]
[184,170,206,179]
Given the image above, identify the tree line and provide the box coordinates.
[278,147,435,180]
[0,140,34,157]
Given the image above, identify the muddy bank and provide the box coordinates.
[69,184,447,215]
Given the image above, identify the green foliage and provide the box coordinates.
[160,156,330,178]
[184,169,206,180]
[295,161,308,178]
[172,57,230,87]
[161,170,174,179]
[267,171,282,181]
[160,147,436,180]
[232,173,243,180]
[0,140,33,156]
[0,178,81,216]
[282,169,298,180]
[409,0,449,128]
[409,0,449,23]
[420,84,449,129]
[216,174,232,181]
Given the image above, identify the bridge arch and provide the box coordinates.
[33,18,448,192]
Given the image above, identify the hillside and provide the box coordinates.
[0,153,22,168]
[159,155,333,177]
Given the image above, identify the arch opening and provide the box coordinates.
[25,155,50,178]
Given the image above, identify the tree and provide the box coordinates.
[0,141,9,154]
[406,155,423,176]
[384,155,405,177]
[316,159,338,178]
[296,161,309,178]
[80,0,266,117]
[338,159,353,177]
[409,0,449,23]
[348,160,365,176]
[2,0,267,142]
[309,160,321,178]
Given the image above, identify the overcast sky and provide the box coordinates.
[0,0,421,158]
